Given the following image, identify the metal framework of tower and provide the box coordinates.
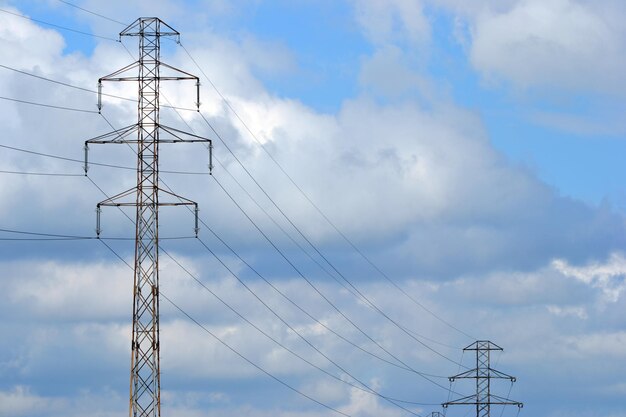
[84,18,212,417]
[443,341,522,417]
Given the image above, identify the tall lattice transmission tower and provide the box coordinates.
[85,18,212,417]
[443,340,522,417]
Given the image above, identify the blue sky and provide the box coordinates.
[1,1,625,417]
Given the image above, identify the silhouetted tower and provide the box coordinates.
[443,341,522,417]
[85,18,212,417]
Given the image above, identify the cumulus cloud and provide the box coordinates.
[2,260,131,320]
[0,386,64,417]
[1,2,626,417]
[2,0,624,278]
[352,0,431,46]
[438,0,626,94]
[339,379,410,417]
[546,305,588,319]
[553,253,626,302]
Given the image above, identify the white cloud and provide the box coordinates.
[546,305,588,319]
[0,386,64,417]
[1,0,622,278]
[352,0,430,46]
[447,266,590,307]
[1,2,626,417]
[0,7,67,70]
[560,331,626,359]
[339,379,413,417]
[4,260,131,320]
[529,109,626,136]
[0,385,131,417]
[553,252,626,302]
[358,45,433,98]
[299,378,350,405]
[452,0,626,93]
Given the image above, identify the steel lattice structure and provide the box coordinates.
[85,17,212,417]
[443,340,522,417]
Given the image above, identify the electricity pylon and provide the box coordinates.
[84,18,212,417]
[443,340,522,417]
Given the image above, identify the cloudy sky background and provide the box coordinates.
[0,0,625,416]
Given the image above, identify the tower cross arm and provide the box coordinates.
[96,186,199,208]
[443,395,523,408]
[120,17,180,41]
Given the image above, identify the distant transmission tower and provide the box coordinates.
[84,18,212,417]
[443,340,522,417]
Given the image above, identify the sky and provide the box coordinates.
[0,1,625,417]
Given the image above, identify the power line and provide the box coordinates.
[0,227,194,241]
[42,8,463,365]
[161,244,435,410]
[152,66,465,370]
[192,237,458,392]
[0,63,116,97]
[130,29,464,396]
[100,99,456,390]
[0,63,198,112]
[151,66,463,381]
[195,108,466,366]
[0,169,83,177]
[165,75,441,370]
[0,143,209,175]
[153,95,457,383]
[101,16,469,368]
[135,106,456,384]
[213,157,461,346]
[0,237,87,241]
[196,222,447,377]
[209,173,456,391]
[30,8,468,395]
[0,95,99,113]
[23,0,470,346]
[0,227,91,240]
[162,291,355,417]
[180,68,470,357]
[179,42,474,340]
[0,143,129,169]
[89,177,358,417]
[213,151,463,353]
[55,0,128,26]
[0,4,464,408]
[0,8,119,42]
